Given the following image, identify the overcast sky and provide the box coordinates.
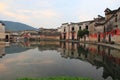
[0,0,120,28]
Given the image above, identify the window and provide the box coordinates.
[79,26,81,30]
[64,28,66,32]
[86,25,88,30]
[72,27,74,31]
[115,15,117,22]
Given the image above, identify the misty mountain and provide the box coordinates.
[0,21,37,31]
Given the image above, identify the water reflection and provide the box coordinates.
[60,42,78,58]
[5,42,32,54]
[0,44,5,58]
[38,41,60,51]
[60,42,120,80]
[0,41,120,80]
[1,41,60,58]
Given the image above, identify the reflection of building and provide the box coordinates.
[38,41,60,51]
[5,43,31,54]
[0,44,5,58]
[85,45,120,80]
[59,42,120,80]
[60,42,78,58]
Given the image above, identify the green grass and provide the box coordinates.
[17,76,93,80]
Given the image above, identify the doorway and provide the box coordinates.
[5,35,9,42]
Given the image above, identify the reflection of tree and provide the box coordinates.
[77,44,88,58]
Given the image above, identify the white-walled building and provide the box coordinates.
[0,22,5,40]
[59,21,92,41]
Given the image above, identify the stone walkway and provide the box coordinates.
[97,43,120,50]
[62,40,120,50]
[86,42,120,50]
[68,40,120,50]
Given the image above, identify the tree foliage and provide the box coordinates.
[77,30,84,38]
[77,29,89,38]
[84,29,89,36]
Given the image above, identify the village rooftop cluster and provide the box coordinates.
[0,7,120,44]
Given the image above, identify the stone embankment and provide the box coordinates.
[66,40,120,50]
[84,42,120,50]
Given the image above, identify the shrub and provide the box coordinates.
[17,76,93,80]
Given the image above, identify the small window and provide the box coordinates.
[64,28,66,32]
[79,26,81,30]
[115,17,117,22]
[86,25,88,30]
[72,27,74,31]
[115,15,117,22]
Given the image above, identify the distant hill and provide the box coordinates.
[0,21,37,31]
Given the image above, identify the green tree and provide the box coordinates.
[83,29,89,36]
[77,30,84,38]
[77,29,89,41]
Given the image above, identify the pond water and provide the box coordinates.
[0,41,120,80]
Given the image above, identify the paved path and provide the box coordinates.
[61,40,120,50]
[86,42,120,50]
[97,43,120,50]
